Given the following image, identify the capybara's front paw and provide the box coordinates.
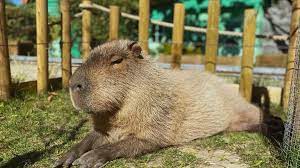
[72,150,106,168]
[54,150,81,168]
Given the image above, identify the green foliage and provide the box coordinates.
[158,43,172,55]
[6,2,61,43]
[6,3,36,42]
[6,0,139,45]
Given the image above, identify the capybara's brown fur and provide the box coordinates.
[55,40,262,168]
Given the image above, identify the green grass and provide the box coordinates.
[193,133,284,168]
[0,91,285,167]
[283,139,300,168]
[0,91,89,168]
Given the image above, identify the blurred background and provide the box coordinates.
[6,0,290,59]
[4,0,290,105]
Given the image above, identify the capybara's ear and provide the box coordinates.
[128,41,143,59]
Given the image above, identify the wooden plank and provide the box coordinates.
[0,0,11,100]
[82,0,92,61]
[109,5,119,41]
[171,3,185,69]
[239,9,256,102]
[138,0,150,54]
[61,0,72,89]
[283,0,300,109]
[12,78,62,94]
[36,0,48,94]
[204,0,220,73]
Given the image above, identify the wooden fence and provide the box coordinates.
[0,0,298,107]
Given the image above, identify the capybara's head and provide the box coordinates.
[69,40,144,113]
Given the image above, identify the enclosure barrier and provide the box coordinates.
[283,19,300,167]
[81,0,91,60]
[239,9,257,102]
[204,0,220,73]
[109,6,120,41]
[0,0,295,105]
[61,0,72,89]
[76,2,288,40]
[171,3,185,69]
[36,0,48,94]
[138,0,149,54]
[0,0,11,100]
[283,0,300,110]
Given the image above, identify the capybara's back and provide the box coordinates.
[167,70,262,143]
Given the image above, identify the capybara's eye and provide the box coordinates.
[111,58,123,65]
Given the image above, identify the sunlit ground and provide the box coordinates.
[0,91,284,168]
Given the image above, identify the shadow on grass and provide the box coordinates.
[1,119,88,168]
[251,85,286,164]
[252,85,285,146]
[2,148,50,168]
[66,118,88,141]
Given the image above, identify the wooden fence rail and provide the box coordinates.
[77,2,288,41]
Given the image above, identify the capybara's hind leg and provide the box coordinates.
[227,105,262,132]
[227,122,261,132]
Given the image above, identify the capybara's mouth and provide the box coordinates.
[69,91,95,114]
[69,90,82,111]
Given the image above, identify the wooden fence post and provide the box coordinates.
[61,0,71,89]
[36,0,48,94]
[138,0,149,54]
[0,0,11,100]
[283,0,300,109]
[171,3,185,69]
[204,0,220,73]
[82,0,91,61]
[109,5,119,41]
[239,9,256,102]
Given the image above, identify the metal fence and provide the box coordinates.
[283,25,300,167]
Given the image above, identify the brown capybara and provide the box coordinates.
[55,40,261,168]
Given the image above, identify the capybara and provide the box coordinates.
[55,40,261,168]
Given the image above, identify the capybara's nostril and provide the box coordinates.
[76,84,82,90]
[73,83,84,92]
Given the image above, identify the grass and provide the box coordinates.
[193,133,284,168]
[282,137,300,167]
[0,91,89,168]
[0,91,286,167]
